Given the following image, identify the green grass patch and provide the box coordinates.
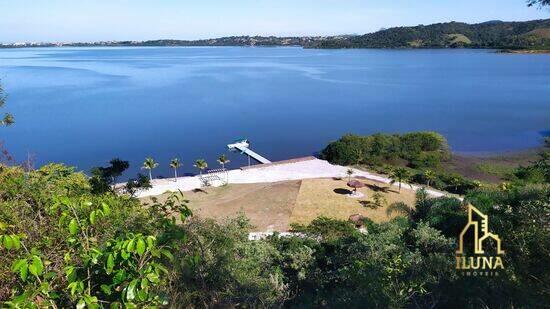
[447,33,472,45]
[475,162,515,177]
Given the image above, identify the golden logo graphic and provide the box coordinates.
[455,205,504,275]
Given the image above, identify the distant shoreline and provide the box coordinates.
[1,44,549,54]
[2,18,549,50]
[452,145,546,158]
[498,49,550,54]
[446,146,546,183]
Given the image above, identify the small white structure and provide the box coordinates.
[199,168,228,187]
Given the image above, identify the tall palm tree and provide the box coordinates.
[449,176,462,193]
[142,157,158,181]
[194,159,208,175]
[170,158,182,182]
[424,170,436,187]
[346,168,354,182]
[217,154,230,169]
[389,167,411,193]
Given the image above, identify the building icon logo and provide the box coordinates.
[455,205,504,274]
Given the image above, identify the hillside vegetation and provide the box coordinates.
[4,19,550,51]
[1,160,548,307]
[308,19,550,50]
[322,132,550,195]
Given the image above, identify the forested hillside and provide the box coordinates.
[307,19,550,50]
[4,19,550,51]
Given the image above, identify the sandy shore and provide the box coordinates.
[130,157,451,199]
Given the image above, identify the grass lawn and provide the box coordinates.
[141,177,419,232]
[141,180,302,232]
[290,177,417,226]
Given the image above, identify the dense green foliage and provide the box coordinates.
[1,158,548,307]
[0,164,189,307]
[322,132,550,195]
[514,151,550,184]
[308,19,550,50]
[90,158,129,194]
[321,132,450,168]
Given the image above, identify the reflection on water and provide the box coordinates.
[1,47,549,179]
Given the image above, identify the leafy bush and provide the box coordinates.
[1,161,548,308]
[514,151,550,184]
[169,216,289,307]
[321,132,449,168]
[0,164,189,307]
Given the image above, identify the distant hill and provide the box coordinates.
[2,19,550,50]
[306,19,550,50]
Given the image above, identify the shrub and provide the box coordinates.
[321,132,449,168]
[0,164,190,307]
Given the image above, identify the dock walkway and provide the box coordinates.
[227,140,271,164]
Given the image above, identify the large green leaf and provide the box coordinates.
[127,239,135,252]
[69,219,78,235]
[19,262,28,281]
[12,259,28,281]
[3,234,13,250]
[89,210,96,225]
[136,239,146,256]
[10,234,21,250]
[29,255,44,277]
[101,202,111,215]
[106,254,115,274]
[126,279,138,301]
[160,249,174,261]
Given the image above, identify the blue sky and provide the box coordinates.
[1,0,549,42]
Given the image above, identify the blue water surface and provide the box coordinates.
[0,47,549,178]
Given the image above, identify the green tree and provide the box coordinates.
[171,215,287,307]
[142,157,158,181]
[108,158,129,189]
[217,154,230,169]
[193,159,208,175]
[389,167,411,192]
[449,175,462,193]
[424,169,436,187]
[0,82,14,126]
[89,158,129,194]
[170,158,182,182]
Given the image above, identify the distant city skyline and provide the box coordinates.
[1,0,549,43]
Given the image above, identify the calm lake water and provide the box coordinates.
[1,47,549,178]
